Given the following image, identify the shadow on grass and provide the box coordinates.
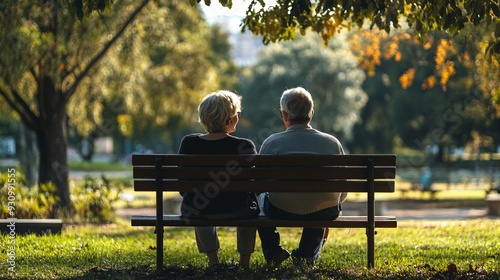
[62,223,191,239]
[55,264,500,280]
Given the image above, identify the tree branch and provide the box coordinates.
[0,87,38,132]
[66,0,151,100]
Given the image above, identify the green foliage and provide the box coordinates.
[0,170,59,219]
[0,112,19,136]
[0,220,498,279]
[68,0,238,152]
[207,24,240,90]
[349,28,499,156]
[66,0,113,20]
[0,0,153,209]
[238,33,367,146]
[1,0,235,211]
[65,0,500,57]
[70,175,122,223]
[0,170,122,222]
[239,0,500,57]
[190,0,233,9]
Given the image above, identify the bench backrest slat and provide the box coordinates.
[132,154,396,167]
[133,166,396,180]
[134,180,395,192]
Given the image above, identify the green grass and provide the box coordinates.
[1,219,499,279]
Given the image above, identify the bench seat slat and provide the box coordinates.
[132,154,396,167]
[131,215,397,228]
[133,180,395,192]
[133,166,396,180]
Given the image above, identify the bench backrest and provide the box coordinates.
[132,154,396,193]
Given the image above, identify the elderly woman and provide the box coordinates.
[178,90,259,268]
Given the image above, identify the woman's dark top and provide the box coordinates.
[178,133,257,219]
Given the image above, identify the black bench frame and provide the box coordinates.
[131,154,397,270]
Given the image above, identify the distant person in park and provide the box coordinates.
[420,166,433,191]
[257,87,348,266]
[178,90,259,268]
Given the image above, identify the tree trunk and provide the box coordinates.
[435,144,447,163]
[79,138,95,162]
[36,77,71,210]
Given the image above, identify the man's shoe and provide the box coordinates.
[291,249,316,267]
[268,249,290,267]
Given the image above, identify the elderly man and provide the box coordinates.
[257,87,347,266]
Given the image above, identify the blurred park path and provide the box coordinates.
[117,199,492,221]
[69,170,132,180]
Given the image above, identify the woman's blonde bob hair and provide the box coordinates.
[198,90,242,133]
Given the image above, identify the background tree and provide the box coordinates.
[0,0,150,209]
[0,0,237,210]
[239,0,499,56]
[68,0,238,157]
[349,28,499,161]
[78,0,499,52]
[67,0,499,153]
[72,0,500,112]
[238,33,367,148]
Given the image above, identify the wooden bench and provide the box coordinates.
[130,154,397,270]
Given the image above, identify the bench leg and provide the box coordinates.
[156,226,163,270]
[156,188,164,270]
[155,157,164,270]
[367,157,375,269]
